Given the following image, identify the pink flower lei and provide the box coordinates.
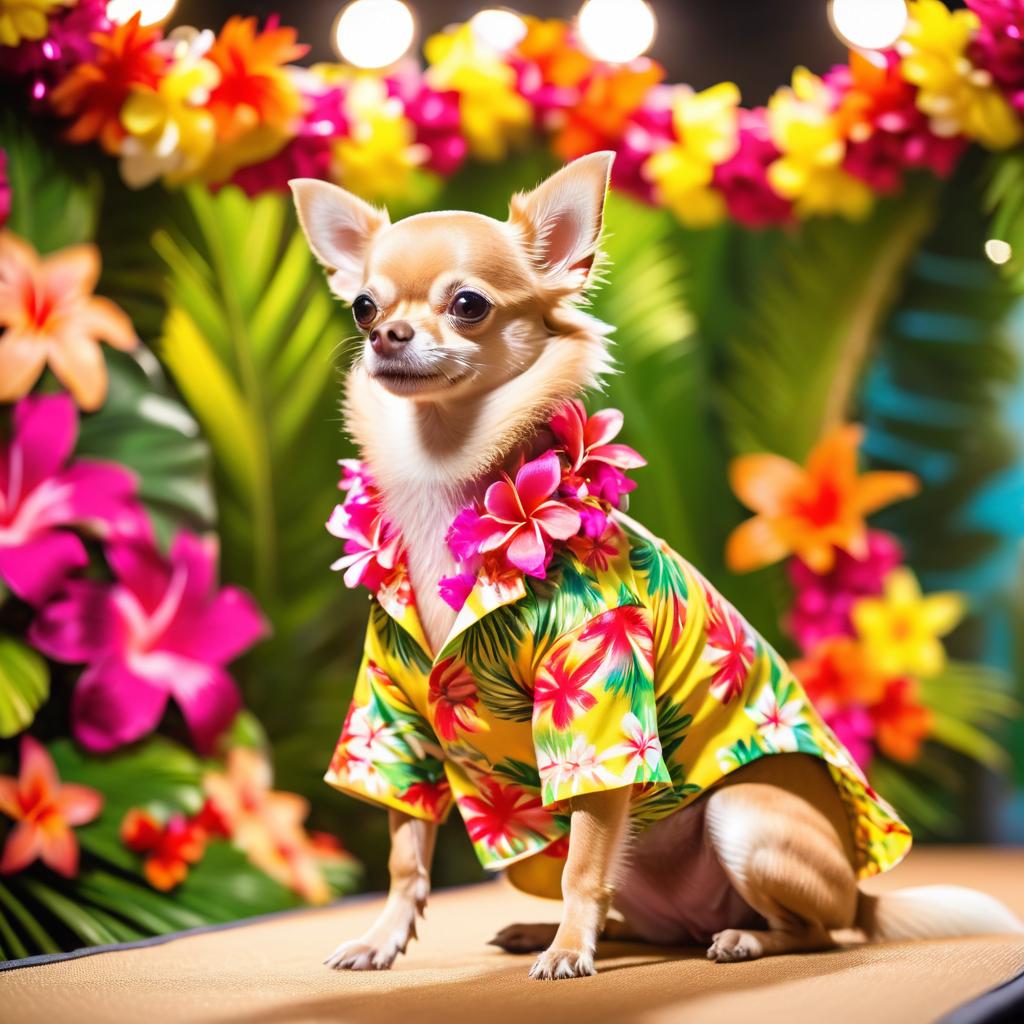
[325,400,646,611]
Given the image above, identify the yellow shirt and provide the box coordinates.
[326,512,911,900]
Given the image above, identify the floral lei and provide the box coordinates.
[326,400,645,613]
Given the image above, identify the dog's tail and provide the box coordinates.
[855,886,1024,943]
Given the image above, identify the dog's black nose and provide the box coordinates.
[369,320,414,357]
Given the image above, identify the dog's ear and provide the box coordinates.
[508,151,614,290]
[289,179,390,301]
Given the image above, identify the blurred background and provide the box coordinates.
[0,0,1022,959]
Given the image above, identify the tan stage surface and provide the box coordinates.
[3,847,1023,1024]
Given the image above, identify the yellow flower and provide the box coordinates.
[119,29,220,189]
[332,76,423,201]
[0,0,68,48]
[766,67,873,220]
[899,0,1022,150]
[852,568,965,679]
[645,82,740,228]
[424,23,532,162]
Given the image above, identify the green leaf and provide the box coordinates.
[0,635,49,738]
[75,348,215,544]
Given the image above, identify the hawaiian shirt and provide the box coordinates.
[326,513,912,900]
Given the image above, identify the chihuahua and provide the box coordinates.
[290,154,1023,980]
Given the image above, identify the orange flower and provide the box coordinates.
[726,424,919,574]
[0,232,137,410]
[203,747,332,904]
[206,16,307,142]
[552,59,664,162]
[792,635,888,711]
[121,809,206,891]
[0,736,102,878]
[50,14,166,154]
[517,17,593,90]
[834,51,918,141]
[871,677,932,762]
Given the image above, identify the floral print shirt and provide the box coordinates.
[325,405,911,899]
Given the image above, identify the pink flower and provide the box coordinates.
[787,530,902,652]
[549,400,645,507]
[2,0,109,107]
[387,73,467,175]
[824,705,875,772]
[968,0,1024,114]
[30,532,267,754]
[438,569,476,611]
[230,74,347,196]
[611,93,675,202]
[712,108,793,228]
[477,452,582,576]
[326,498,402,592]
[0,394,139,605]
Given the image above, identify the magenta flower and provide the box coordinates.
[549,400,645,507]
[611,94,675,202]
[787,530,903,652]
[713,108,792,228]
[2,0,108,107]
[477,452,582,577]
[438,569,477,611]
[388,73,467,176]
[231,75,348,196]
[30,533,267,754]
[968,0,1024,114]
[823,705,875,772]
[0,395,139,606]
[326,498,401,591]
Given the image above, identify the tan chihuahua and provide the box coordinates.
[290,154,1022,980]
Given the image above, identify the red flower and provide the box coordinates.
[121,809,206,891]
[567,525,621,571]
[704,590,755,703]
[50,15,167,154]
[398,779,452,818]
[579,604,654,675]
[459,778,553,854]
[0,736,102,878]
[535,644,601,729]
[870,677,932,763]
[428,657,483,740]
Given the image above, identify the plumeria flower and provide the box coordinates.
[476,451,582,577]
[30,532,267,753]
[0,232,138,409]
[428,657,484,740]
[606,712,663,775]
[726,423,919,574]
[0,735,102,878]
[337,702,400,766]
[121,808,206,891]
[542,734,618,797]
[0,394,139,605]
[745,684,804,751]
[204,746,333,903]
[326,498,402,591]
[550,400,646,506]
[852,567,964,678]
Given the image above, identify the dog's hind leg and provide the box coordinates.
[703,756,860,963]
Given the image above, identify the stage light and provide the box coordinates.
[829,0,907,51]
[333,0,415,69]
[985,239,1013,265]
[577,0,656,64]
[106,0,177,25]
[470,9,527,51]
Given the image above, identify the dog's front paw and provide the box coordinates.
[706,929,763,963]
[324,936,404,971]
[528,947,596,980]
[488,922,559,953]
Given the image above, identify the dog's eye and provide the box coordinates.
[449,290,491,324]
[352,294,378,328]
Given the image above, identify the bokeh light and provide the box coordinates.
[470,9,528,51]
[577,0,657,64]
[106,0,177,25]
[333,0,416,69]
[829,0,908,51]
[985,239,1013,265]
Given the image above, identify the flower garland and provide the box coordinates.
[726,424,965,771]
[326,399,644,610]
[2,0,1023,229]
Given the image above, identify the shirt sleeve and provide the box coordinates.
[325,656,453,823]
[532,603,672,808]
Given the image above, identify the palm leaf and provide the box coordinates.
[0,635,49,738]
